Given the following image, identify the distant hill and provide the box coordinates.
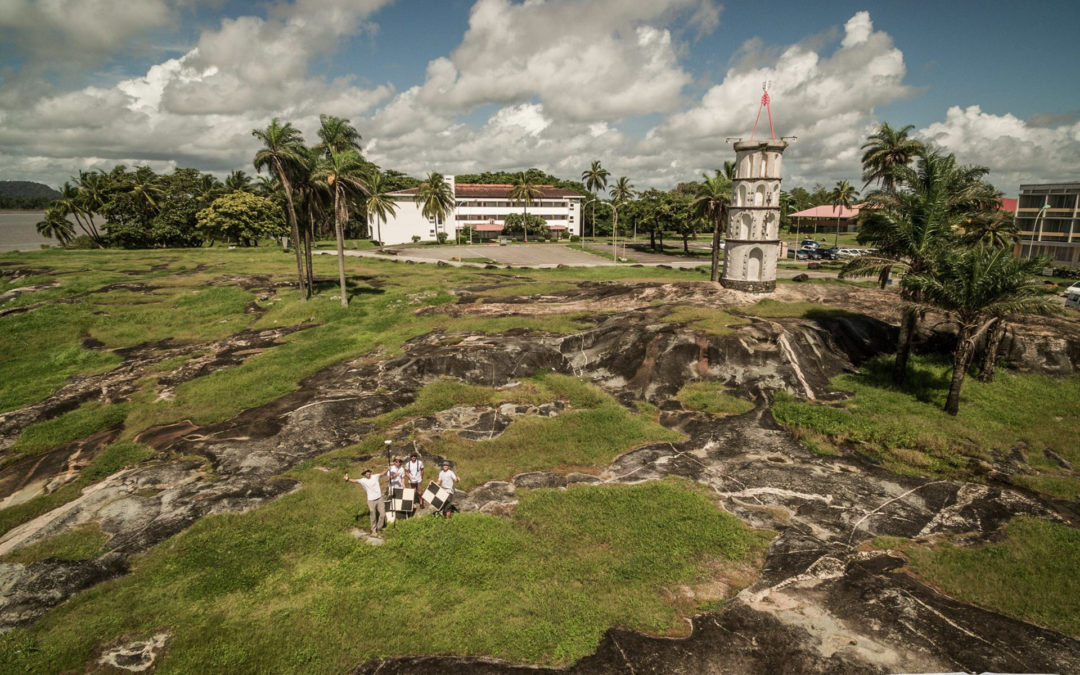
[0,181,60,199]
[0,181,60,209]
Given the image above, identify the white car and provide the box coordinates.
[1066,281,1080,296]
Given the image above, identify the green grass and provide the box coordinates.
[0,522,107,565]
[738,298,855,319]
[676,381,755,416]
[475,282,578,298]
[0,478,770,672]
[771,356,1080,489]
[660,305,749,336]
[7,402,129,465]
[884,517,1080,637]
[368,374,679,488]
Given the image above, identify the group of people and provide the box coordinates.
[345,452,460,535]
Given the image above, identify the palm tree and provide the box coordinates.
[315,148,370,307]
[54,181,102,246]
[608,176,635,251]
[509,172,544,243]
[225,170,253,193]
[691,171,731,282]
[36,208,75,245]
[292,146,324,291]
[722,160,737,181]
[365,169,399,248]
[253,118,309,299]
[962,209,1020,249]
[842,149,999,385]
[315,114,363,158]
[860,122,923,194]
[128,165,164,214]
[414,172,455,243]
[828,179,858,247]
[905,247,1060,415]
[581,160,610,239]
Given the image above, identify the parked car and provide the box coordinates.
[1066,282,1080,309]
[800,239,821,249]
[820,247,840,260]
[834,248,859,258]
[788,248,810,260]
[801,247,824,260]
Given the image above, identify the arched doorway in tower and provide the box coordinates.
[739,212,752,239]
[747,247,763,281]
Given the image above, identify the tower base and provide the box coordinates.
[720,278,776,293]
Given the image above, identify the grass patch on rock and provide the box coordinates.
[771,356,1080,490]
[0,441,153,538]
[738,298,855,319]
[7,402,129,464]
[675,381,755,416]
[375,373,679,488]
[0,478,770,672]
[879,517,1080,637]
[660,305,748,336]
[474,282,578,298]
[0,522,107,565]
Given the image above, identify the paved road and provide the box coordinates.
[319,243,840,279]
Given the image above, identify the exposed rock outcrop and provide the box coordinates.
[1,280,1078,672]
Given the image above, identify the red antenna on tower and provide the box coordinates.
[749,80,775,141]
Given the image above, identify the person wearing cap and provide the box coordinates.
[405,452,425,506]
[344,467,389,535]
[387,457,406,492]
[437,461,459,519]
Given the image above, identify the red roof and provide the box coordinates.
[999,197,1017,213]
[789,204,862,219]
[471,223,504,232]
[389,183,582,199]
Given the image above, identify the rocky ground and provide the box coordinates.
[1,278,1079,672]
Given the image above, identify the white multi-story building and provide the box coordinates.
[381,176,584,245]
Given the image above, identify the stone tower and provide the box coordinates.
[720,139,788,293]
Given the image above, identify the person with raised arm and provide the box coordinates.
[345,467,389,535]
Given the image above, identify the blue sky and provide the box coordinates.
[1,0,1078,193]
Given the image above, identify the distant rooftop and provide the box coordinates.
[389,183,582,199]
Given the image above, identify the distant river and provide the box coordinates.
[0,211,66,252]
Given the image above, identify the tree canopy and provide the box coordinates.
[196,191,287,246]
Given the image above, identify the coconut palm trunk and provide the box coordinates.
[893,307,917,385]
[944,325,977,415]
[274,159,307,299]
[304,202,315,291]
[977,318,1007,382]
[710,207,724,282]
[332,186,348,307]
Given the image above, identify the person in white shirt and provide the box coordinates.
[437,461,459,519]
[345,467,388,535]
[405,453,424,506]
[387,458,406,492]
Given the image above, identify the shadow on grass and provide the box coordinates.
[855,355,952,405]
[309,277,385,297]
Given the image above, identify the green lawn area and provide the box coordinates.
[771,356,1080,497]
[874,517,1080,637]
[660,305,749,336]
[675,381,755,416]
[0,478,770,672]
[738,298,855,319]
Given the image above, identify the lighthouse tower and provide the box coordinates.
[720,86,788,293]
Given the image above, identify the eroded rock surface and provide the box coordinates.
[1,280,1078,673]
